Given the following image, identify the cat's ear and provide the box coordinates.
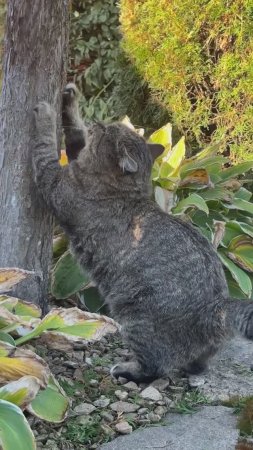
[147,143,165,162]
[119,146,138,173]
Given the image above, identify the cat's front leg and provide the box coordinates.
[32,101,62,205]
[62,83,87,161]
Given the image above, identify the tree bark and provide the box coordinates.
[0,0,69,313]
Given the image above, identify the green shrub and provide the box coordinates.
[120,0,253,161]
[69,0,169,130]
[69,0,121,121]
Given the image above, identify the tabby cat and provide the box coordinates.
[32,84,253,382]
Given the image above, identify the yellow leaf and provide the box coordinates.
[59,150,68,166]
[0,376,41,408]
[0,268,34,293]
[0,342,50,387]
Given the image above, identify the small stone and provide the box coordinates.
[138,407,149,415]
[154,405,167,416]
[73,368,83,381]
[110,401,140,413]
[77,415,94,425]
[157,400,166,406]
[63,360,79,369]
[140,386,162,401]
[73,403,96,415]
[188,376,205,388]
[163,396,173,406]
[100,411,114,422]
[147,412,161,423]
[85,357,93,365]
[151,378,170,392]
[101,424,114,436]
[124,381,139,391]
[115,348,131,357]
[73,351,85,362]
[89,379,99,386]
[169,385,184,392]
[115,421,133,435]
[115,390,128,401]
[94,396,110,408]
[118,377,128,385]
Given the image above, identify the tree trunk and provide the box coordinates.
[0,0,69,313]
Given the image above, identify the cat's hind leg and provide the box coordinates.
[184,345,219,375]
[110,360,157,383]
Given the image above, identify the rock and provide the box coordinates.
[154,406,167,416]
[140,386,162,401]
[157,400,166,406]
[73,351,85,362]
[94,396,110,408]
[110,401,140,413]
[138,407,149,415]
[73,403,96,415]
[63,360,79,369]
[77,415,94,426]
[147,412,161,423]
[151,378,170,392]
[85,357,93,366]
[124,382,139,391]
[118,377,128,385]
[194,337,253,402]
[89,379,99,387]
[73,368,83,381]
[115,421,133,435]
[188,376,205,388]
[115,390,129,401]
[101,424,115,437]
[100,406,238,450]
[169,385,184,392]
[101,411,115,422]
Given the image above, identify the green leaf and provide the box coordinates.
[0,400,36,450]
[227,235,253,273]
[234,187,252,202]
[198,187,233,202]
[225,270,249,299]
[180,156,228,178]
[0,376,40,408]
[0,332,16,346]
[51,250,90,299]
[218,161,253,183]
[28,375,69,423]
[0,296,41,318]
[149,123,172,148]
[154,186,176,212]
[222,221,253,247]
[53,234,69,260]
[224,198,253,216]
[218,251,252,297]
[186,142,220,161]
[172,193,209,215]
[15,307,118,346]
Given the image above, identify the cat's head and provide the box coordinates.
[80,121,164,181]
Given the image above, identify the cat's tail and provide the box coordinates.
[224,298,253,339]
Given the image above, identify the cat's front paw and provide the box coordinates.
[33,101,56,139]
[62,83,79,109]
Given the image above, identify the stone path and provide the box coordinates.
[101,406,238,450]
[100,337,253,450]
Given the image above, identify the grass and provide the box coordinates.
[174,390,209,414]
[63,415,104,446]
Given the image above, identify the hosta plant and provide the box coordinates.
[149,123,253,299]
[0,268,118,449]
